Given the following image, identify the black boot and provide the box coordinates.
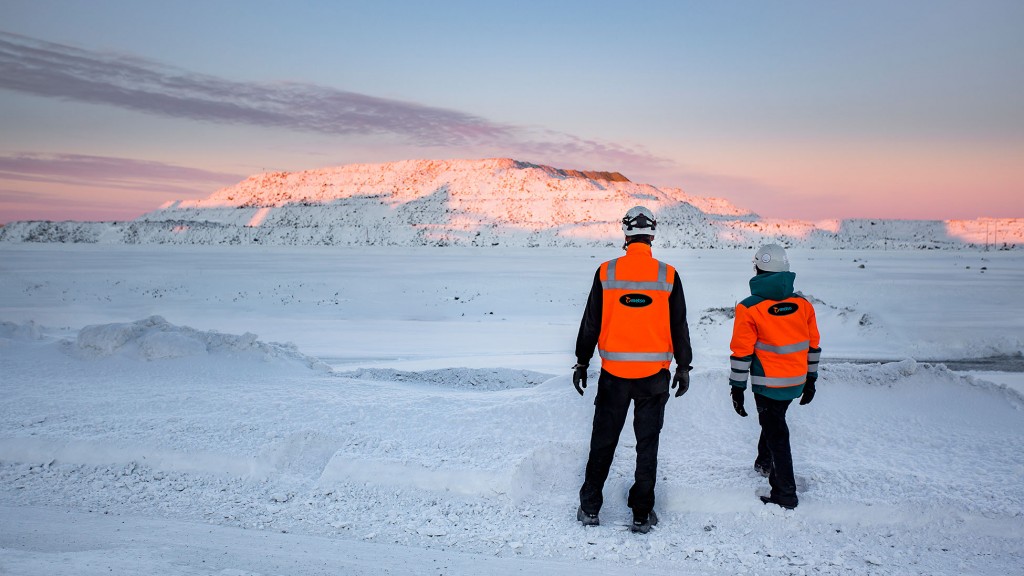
[577,506,599,526]
[630,510,659,534]
[760,495,797,510]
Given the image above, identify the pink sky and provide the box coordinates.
[1,2,1021,223]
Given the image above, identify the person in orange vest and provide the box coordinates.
[729,243,821,510]
[573,206,692,533]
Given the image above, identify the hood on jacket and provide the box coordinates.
[749,271,796,301]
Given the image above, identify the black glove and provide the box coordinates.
[731,386,748,417]
[572,363,588,396]
[800,374,817,405]
[672,367,690,397]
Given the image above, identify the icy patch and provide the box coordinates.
[69,316,329,370]
[338,367,553,391]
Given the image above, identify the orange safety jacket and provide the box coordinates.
[730,271,821,401]
[576,242,692,380]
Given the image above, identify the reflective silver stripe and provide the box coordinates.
[731,358,751,371]
[602,258,673,292]
[750,375,807,387]
[729,373,748,383]
[604,280,673,291]
[754,340,810,355]
[808,347,821,373]
[599,350,673,362]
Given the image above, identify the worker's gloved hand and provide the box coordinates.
[731,387,748,417]
[572,363,589,396]
[672,367,690,397]
[800,374,817,405]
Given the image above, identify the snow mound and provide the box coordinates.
[69,316,329,370]
[507,442,582,500]
[823,358,921,387]
[0,320,43,341]
[823,359,1024,408]
[338,367,554,391]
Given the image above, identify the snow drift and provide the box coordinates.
[68,316,330,370]
[0,320,42,342]
[2,322,1023,575]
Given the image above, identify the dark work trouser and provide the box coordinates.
[579,369,669,519]
[756,430,771,470]
[754,393,798,506]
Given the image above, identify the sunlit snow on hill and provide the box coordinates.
[1,158,1020,248]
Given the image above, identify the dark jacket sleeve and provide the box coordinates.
[669,271,693,371]
[574,269,603,365]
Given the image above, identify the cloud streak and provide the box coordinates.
[0,153,243,198]
[0,31,516,146]
[0,31,671,171]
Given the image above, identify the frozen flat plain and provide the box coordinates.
[1,244,1022,575]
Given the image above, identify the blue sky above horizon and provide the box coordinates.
[1,0,1021,222]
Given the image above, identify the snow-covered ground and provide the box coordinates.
[1,244,1022,575]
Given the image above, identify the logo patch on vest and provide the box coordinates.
[619,294,653,308]
[768,302,799,316]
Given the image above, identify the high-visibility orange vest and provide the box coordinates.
[730,277,821,398]
[597,243,676,379]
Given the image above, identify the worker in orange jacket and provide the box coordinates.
[729,244,820,510]
[573,206,692,533]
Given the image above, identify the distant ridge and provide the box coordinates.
[1,158,1020,249]
[514,161,630,183]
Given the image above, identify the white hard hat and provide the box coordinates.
[621,206,656,237]
[753,244,790,272]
